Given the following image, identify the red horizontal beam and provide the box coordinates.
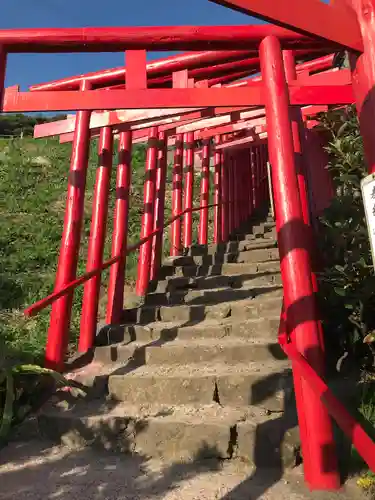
[178,103,330,135]
[209,0,363,51]
[30,50,253,91]
[4,86,264,112]
[0,24,327,53]
[290,83,354,106]
[34,106,207,138]
[4,84,354,113]
[198,116,266,139]
[33,54,335,139]
[216,132,267,150]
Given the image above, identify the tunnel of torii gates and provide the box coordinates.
[2,0,375,492]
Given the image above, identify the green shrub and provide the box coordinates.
[316,106,375,370]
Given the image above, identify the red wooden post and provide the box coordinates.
[240,151,248,223]
[228,156,234,236]
[198,138,210,245]
[45,80,92,370]
[239,149,247,224]
[0,46,7,108]
[183,131,194,248]
[136,126,158,297]
[233,154,241,231]
[346,0,375,174]
[255,146,261,209]
[284,51,311,225]
[247,149,254,219]
[263,144,268,203]
[79,126,114,352]
[150,130,168,281]
[250,147,257,211]
[213,135,222,244]
[241,152,247,221]
[260,36,339,490]
[171,134,183,256]
[106,130,132,325]
[259,145,265,204]
[221,154,229,242]
[283,49,324,347]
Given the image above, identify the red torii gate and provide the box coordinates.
[1,0,375,492]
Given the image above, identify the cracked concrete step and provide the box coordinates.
[164,248,279,268]
[95,316,281,345]
[145,284,282,307]
[151,270,281,294]
[93,337,287,366]
[158,261,281,280]
[187,238,277,256]
[122,294,282,324]
[107,361,293,411]
[37,401,298,465]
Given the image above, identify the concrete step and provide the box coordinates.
[164,248,279,268]
[145,284,283,307]
[122,293,282,324]
[151,269,281,294]
[93,337,287,366]
[233,228,276,241]
[95,316,281,345]
[158,261,281,280]
[238,221,276,233]
[187,238,277,256]
[38,401,298,465]
[107,361,292,411]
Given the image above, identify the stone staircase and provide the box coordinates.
[38,213,300,468]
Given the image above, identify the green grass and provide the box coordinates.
[0,137,214,363]
[0,137,141,362]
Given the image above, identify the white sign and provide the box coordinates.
[361,173,375,267]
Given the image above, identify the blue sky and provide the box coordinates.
[2,0,258,90]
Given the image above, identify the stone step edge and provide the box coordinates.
[37,402,299,465]
[95,315,282,345]
[144,284,283,306]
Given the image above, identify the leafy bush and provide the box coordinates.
[316,106,375,370]
[0,355,76,446]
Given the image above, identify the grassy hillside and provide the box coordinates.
[0,137,213,363]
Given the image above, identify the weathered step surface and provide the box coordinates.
[165,247,279,268]
[38,400,298,465]
[107,361,293,411]
[145,283,282,306]
[93,338,287,366]
[95,316,281,345]
[159,261,281,280]
[123,293,282,324]
[151,270,281,294]
[233,222,276,238]
[187,237,277,256]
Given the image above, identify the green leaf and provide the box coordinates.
[334,265,346,273]
[357,257,367,268]
[337,122,349,138]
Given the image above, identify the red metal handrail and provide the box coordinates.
[23,200,234,318]
[279,334,375,472]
